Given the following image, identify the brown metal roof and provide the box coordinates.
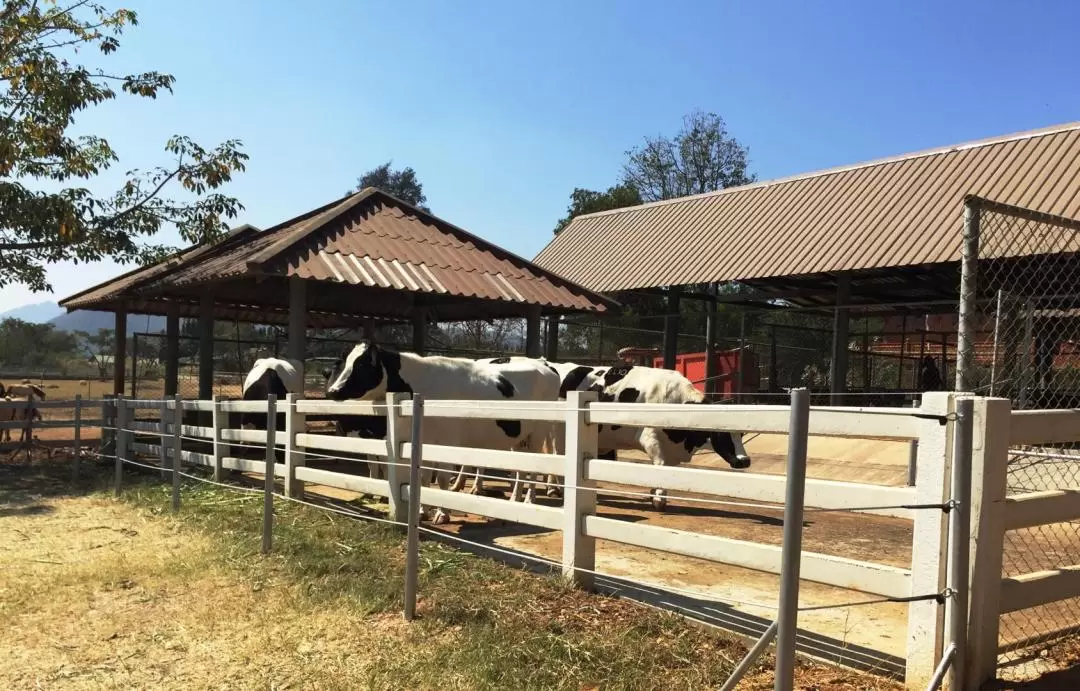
[60,188,614,323]
[534,122,1080,293]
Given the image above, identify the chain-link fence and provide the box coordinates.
[956,196,1080,673]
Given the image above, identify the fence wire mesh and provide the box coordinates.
[958,197,1080,672]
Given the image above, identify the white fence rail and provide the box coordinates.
[97,389,964,689]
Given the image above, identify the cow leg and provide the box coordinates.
[469,467,487,495]
[447,465,468,492]
[429,465,452,525]
[639,430,670,511]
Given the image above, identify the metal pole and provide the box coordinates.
[131,333,139,399]
[926,642,957,691]
[720,620,778,691]
[907,398,919,487]
[989,289,1004,396]
[114,396,126,497]
[898,316,907,391]
[956,199,981,392]
[1018,299,1034,408]
[404,394,425,621]
[774,387,810,691]
[737,311,747,395]
[171,394,182,513]
[262,395,277,555]
[72,394,82,482]
[769,325,778,392]
[948,398,974,691]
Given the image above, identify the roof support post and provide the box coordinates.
[829,273,851,403]
[411,311,427,355]
[544,316,560,361]
[525,305,543,358]
[198,292,215,400]
[663,286,682,369]
[164,302,180,397]
[704,284,718,397]
[287,276,307,363]
[362,318,376,340]
[113,307,127,396]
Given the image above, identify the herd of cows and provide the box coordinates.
[242,341,752,523]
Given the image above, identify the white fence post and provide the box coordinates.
[114,396,128,497]
[72,394,82,481]
[159,399,169,480]
[966,397,1011,689]
[262,395,277,555]
[171,394,182,513]
[562,390,598,589]
[907,391,957,687]
[404,395,424,621]
[211,395,224,482]
[284,392,306,498]
[101,395,115,453]
[385,392,411,525]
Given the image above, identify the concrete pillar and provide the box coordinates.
[411,311,427,354]
[164,303,180,396]
[544,316,560,361]
[287,276,307,362]
[525,305,542,358]
[198,292,214,400]
[663,286,682,369]
[113,308,127,396]
[704,284,718,397]
[829,273,852,400]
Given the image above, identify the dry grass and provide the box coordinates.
[0,460,907,690]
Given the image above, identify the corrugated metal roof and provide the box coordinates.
[533,122,1080,292]
[62,188,613,317]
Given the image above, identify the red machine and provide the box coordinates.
[651,348,759,396]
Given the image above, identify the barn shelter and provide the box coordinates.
[534,122,1080,398]
[59,187,616,396]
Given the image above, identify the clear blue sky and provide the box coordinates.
[6,0,1080,310]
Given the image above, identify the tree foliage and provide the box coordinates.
[552,184,641,235]
[75,327,114,378]
[622,110,754,202]
[352,161,428,211]
[0,1,248,291]
[0,318,78,370]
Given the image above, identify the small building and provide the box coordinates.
[60,188,616,396]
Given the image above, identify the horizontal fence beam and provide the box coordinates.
[399,399,565,422]
[131,442,214,467]
[1010,410,1080,445]
[1000,565,1080,614]
[220,429,283,445]
[294,400,386,416]
[217,401,270,413]
[1004,489,1080,531]
[583,515,912,599]
[586,404,920,440]
[221,457,286,477]
[584,460,917,519]
[402,442,563,476]
[294,466,391,498]
[296,433,389,458]
[404,485,563,531]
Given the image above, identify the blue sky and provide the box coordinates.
[6,0,1080,310]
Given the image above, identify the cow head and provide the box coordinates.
[325,341,385,400]
[709,431,752,469]
[325,341,412,400]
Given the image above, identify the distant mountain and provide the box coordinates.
[0,301,63,323]
[49,310,166,335]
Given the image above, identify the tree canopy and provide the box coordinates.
[552,184,641,235]
[0,318,78,370]
[623,110,754,202]
[352,161,428,211]
[0,1,248,292]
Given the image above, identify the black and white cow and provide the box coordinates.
[241,358,304,430]
[324,341,560,523]
[547,360,752,510]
